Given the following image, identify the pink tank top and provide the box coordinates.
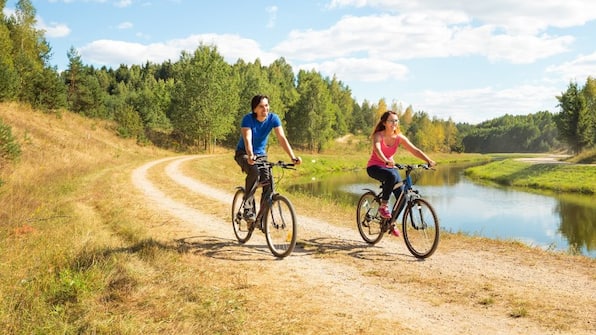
[367,135,399,167]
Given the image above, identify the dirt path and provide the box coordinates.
[132,155,595,335]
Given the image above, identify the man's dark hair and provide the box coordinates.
[251,95,270,112]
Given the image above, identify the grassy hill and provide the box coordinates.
[0,103,186,333]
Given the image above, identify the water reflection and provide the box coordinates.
[288,164,596,258]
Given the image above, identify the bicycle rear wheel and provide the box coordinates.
[264,194,297,258]
[232,188,254,243]
[356,191,385,244]
[402,198,439,259]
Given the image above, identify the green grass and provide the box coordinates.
[465,159,596,194]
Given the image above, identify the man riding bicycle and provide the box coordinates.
[234,95,302,223]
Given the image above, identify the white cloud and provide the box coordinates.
[78,34,279,67]
[327,0,596,33]
[274,11,574,69]
[117,22,133,30]
[546,52,596,84]
[78,40,167,66]
[298,58,408,82]
[418,84,560,123]
[36,17,71,38]
[266,6,278,29]
[115,0,132,8]
[2,8,15,16]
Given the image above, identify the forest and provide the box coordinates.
[1,0,596,159]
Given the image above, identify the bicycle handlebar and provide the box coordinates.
[271,160,296,170]
[254,158,296,170]
[392,163,433,170]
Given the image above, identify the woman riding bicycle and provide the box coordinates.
[366,111,436,233]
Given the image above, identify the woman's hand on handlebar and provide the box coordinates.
[291,157,302,165]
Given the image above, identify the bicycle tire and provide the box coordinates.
[232,188,254,243]
[402,198,440,259]
[356,191,385,244]
[264,194,297,258]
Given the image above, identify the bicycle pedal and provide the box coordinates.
[253,222,263,231]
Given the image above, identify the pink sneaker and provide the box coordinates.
[378,205,391,219]
[390,226,400,237]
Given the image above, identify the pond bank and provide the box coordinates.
[464,157,596,195]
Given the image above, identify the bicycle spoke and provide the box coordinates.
[356,191,385,244]
[265,195,296,258]
[402,198,439,259]
[232,188,254,243]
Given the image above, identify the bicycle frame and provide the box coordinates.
[232,158,298,258]
[243,161,276,229]
[362,164,422,224]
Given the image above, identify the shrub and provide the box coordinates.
[0,118,21,163]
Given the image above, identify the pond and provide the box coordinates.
[288,163,596,258]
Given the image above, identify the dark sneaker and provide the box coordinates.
[243,209,256,223]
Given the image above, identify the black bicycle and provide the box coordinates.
[232,159,298,258]
[356,164,440,259]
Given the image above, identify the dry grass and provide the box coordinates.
[0,103,250,334]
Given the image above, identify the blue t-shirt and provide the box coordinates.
[236,112,282,155]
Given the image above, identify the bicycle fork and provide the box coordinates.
[405,192,428,230]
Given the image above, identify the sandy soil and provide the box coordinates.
[131,155,595,335]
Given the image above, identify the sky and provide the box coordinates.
[5,0,596,124]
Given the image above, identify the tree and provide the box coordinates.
[555,82,585,153]
[0,117,21,168]
[169,45,239,152]
[133,78,173,132]
[7,0,53,105]
[580,77,596,148]
[114,104,144,140]
[229,59,269,145]
[267,57,299,121]
[407,111,433,151]
[0,2,18,101]
[374,98,388,121]
[400,105,414,135]
[327,75,353,137]
[350,99,377,135]
[286,70,335,152]
[30,66,66,111]
[63,49,105,117]
[443,117,459,152]
[350,101,364,134]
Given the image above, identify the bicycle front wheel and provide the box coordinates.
[232,188,254,243]
[402,198,440,259]
[264,194,297,258]
[356,191,385,244]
